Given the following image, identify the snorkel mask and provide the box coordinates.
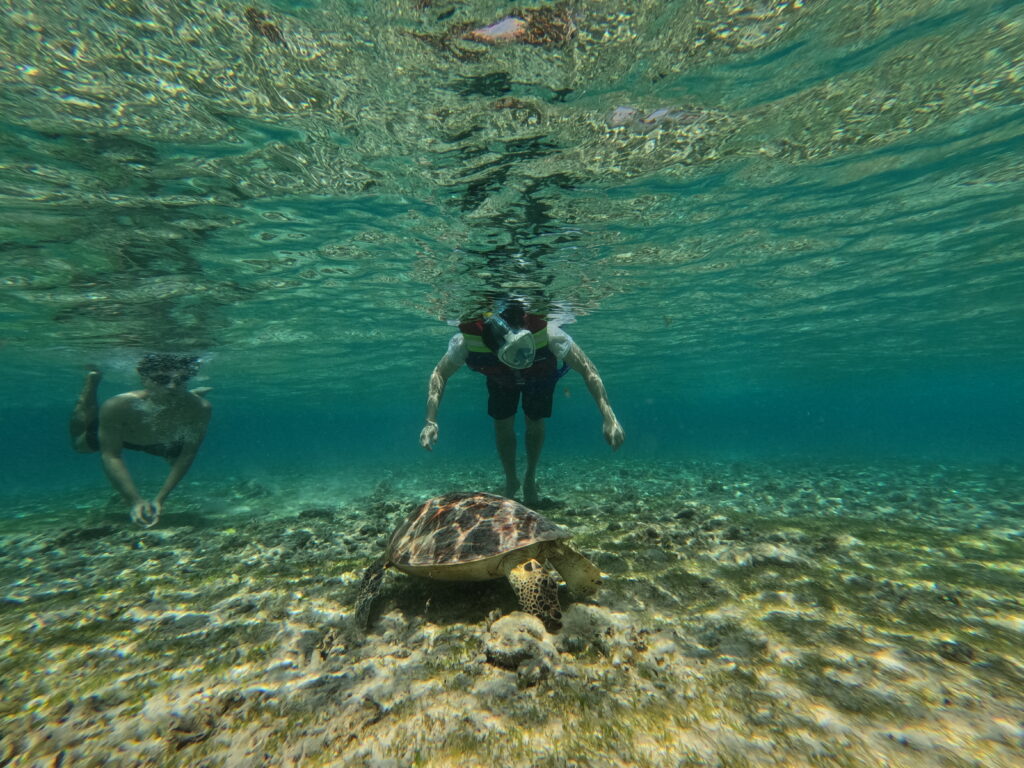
[486,311,536,370]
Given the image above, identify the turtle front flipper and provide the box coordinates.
[507,559,562,631]
[548,542,602,598]
[354,557,388,630]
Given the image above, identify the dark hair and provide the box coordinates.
[499,300,526,329]
[137,353,200,378]
[481,299,528,353]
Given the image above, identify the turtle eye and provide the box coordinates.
[524,561,535,572]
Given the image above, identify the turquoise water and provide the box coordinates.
[2,0,1021,498]
[1,3,1023,765]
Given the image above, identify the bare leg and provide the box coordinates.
[523,417,545,507]
[494,416,519,499]
[69,370,102,453]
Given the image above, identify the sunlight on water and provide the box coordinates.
[0,0,1020,391]
[0,1,1022,766]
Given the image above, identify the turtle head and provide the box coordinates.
[508,558,562,631]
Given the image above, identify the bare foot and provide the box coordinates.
[73,369,102,411]
[70,370,103,452]
[504,477,521,500]
[82,369,102,391]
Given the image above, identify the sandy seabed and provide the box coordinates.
[1,458,1022,768]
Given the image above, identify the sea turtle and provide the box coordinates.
[355,491,601,629]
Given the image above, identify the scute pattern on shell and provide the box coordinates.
[388,492,569,567]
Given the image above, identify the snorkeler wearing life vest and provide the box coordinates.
[420,299,624,506]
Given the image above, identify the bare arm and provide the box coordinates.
[420,353,463,450]
[154,402,211,506]
[97,398,145,506]
[153,446,199,506]
[564,342,625,449]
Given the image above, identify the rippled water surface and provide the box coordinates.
[2,0,1021,395]
[2,4,1024,767]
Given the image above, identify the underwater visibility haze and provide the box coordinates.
[1,1,1023,766]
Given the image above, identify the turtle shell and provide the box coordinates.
[387,492,570,568]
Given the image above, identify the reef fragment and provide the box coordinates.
[606,105,707,133]
[244,7,286,46]
[466,16,528,43]
[464,3,576,47]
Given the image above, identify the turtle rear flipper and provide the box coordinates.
[507,558,562,631]
[354,557,388,630]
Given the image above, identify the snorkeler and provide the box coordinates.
[69,353,212,527]
[419,299,624,506]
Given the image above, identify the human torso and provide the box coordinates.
[106,390,210,448]
[456,315,570,387]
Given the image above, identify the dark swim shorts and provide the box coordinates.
[486,377,556,421]
[85,421,184,459]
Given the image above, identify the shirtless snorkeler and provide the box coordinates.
[69,353,212,527]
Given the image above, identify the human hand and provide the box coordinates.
[603,416,625,450]
[130,499,162,528]
[420,421,439,450]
